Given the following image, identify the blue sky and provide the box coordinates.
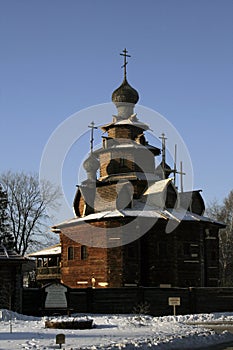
[0,0,232,219]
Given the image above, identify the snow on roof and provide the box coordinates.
[27,244,61,257]
[52,199,224,231]
[0,244,26,261]
[144,178,172,195]
[52,208,164,230]
[100,172,159,182]
[142,178,172,207]
[100,116,150,131]
[165,208,225,227]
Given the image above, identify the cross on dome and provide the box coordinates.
[88,121,97,153]
[112,49,139,107]
[120,48,131,80]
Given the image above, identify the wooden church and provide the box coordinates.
[50,50,224,289]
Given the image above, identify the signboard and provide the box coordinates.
[45,283,67,309]
[56,333,65,348]
[168,297,180,306]
[168,297,181,315]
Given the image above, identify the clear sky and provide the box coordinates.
[0,0,232,221]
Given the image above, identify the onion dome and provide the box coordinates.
[83,153,100,180]
[112,77,139,105]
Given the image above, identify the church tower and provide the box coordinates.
[53,50,224,289]
[73,49,161,218]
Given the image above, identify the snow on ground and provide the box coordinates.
[1,309,233,349]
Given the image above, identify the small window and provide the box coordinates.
[68,246,74,260]
[81,245,88,260]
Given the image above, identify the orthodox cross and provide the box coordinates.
[177,161,186,192]
[179,161,186,192]
[170,144,186,191]
[173,144,177,186]
[120,48,131,79]
[88,121,97,153]
[159,133,167,167]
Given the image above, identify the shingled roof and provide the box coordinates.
[0,244,26,262]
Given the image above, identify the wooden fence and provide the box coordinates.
[22,286,233,317]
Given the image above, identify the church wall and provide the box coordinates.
[107,125,145,141]
[121,240,141,286]
[175,224,203,287]
[132,221,220,288]
[95,184,118,211]
[204,228,220,286]
[175,224,219,287]
[59,218,220,289]
[77,179,150,217]
[59,219,134,288]
[60,233,108,288]
[99,150,135,178]
[99,149,155,178]
[107,246,124,287]
[99,152,111,178]
[134,149,155,174]
[107,126,132,139]
[139,222,176,287]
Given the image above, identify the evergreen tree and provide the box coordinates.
[0,184,14,249]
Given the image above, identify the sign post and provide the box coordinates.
[168,297,181,316]
[56,334,65,349]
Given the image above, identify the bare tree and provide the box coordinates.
[206,190,233,286]
[0,184,14,248]
[0,171,61,255]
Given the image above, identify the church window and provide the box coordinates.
[81,245,88,260]
[68,246,74,260]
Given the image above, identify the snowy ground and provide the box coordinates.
[1,310,233,349]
